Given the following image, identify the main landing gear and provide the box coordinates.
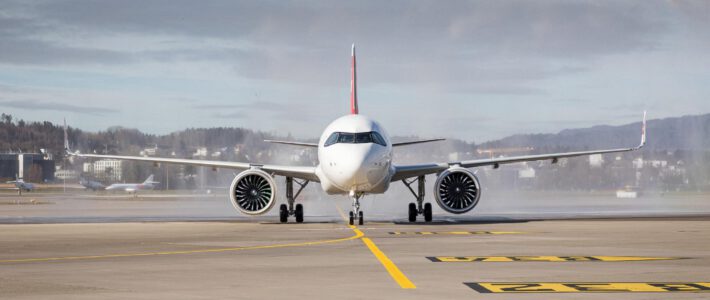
[349,190,364,226]
[403,176,432,222]
[279,177,309,223]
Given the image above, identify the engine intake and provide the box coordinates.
[229,169,277,215]
[434,167,481,214]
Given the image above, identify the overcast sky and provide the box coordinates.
[1,0,708,142]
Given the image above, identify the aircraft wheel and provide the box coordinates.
[295,204,304,223]
[424,203,433,222]
[358,211,364,225]
[349,211,354,225]
[408,203,417,222]
[279,204,288,223]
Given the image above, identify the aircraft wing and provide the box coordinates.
[68,153,320,182]
[63,120,319,182]
[391,112,647,181]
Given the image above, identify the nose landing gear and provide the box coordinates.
[349,190,364,225]
[403,176,433,222]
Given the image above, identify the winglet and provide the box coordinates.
[350,43,358,114]
[637,111,647,149]
[63,118,75,155]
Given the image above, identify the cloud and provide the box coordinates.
[0,1,674,86]
[0,99,119,115]
[196,100,320,122]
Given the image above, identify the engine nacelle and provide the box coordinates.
[229,169,277,215]
[434,167,481,214]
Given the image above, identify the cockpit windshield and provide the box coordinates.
[324,131,387,147]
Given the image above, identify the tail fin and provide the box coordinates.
[143,174,154,184]
[350,43,358,114]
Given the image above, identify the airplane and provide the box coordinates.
[105,175,159,193]
[65,44,647,225]
[80,178,106,191]
[6,175,35,195]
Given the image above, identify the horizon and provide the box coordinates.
[2,110,703,145]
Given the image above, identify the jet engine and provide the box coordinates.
[229,169,277,215]
[434,167,481,214]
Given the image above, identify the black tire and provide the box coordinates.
[295,204,304,223]
[279,204,288,223]
[424,203,433,222]
[408,203,417,222]
[358,211,364,225]
[349,211,354,225]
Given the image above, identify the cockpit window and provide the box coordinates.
[371,132,386,146]
[338,133,355,143]
[324,132,339,146]
[355,132,371,143]
[324,131,387,147]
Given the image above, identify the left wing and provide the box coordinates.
[392,112,647,181]
[392,138,445,147]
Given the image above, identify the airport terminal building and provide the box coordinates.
[0,153,55,182]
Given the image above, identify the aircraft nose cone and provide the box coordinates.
[340,154,368,182]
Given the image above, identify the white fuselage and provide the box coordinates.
[315,114,393,195]
[106,183,154,192]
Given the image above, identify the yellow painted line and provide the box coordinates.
[361,237,416,289]
[334,204,416,289]
[429,256,685,262]
[465,282,710,293]
[390,231,523,235]
[0,226,364,264]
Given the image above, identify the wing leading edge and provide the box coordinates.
[391,112,647,181]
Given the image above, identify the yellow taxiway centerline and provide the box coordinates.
[2,204,416,290]
[335,205,416,289]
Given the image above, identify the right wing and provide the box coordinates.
[391,111,647,181]
[67,152,320,182]
[64,122,319,182]
[264,140,319,147]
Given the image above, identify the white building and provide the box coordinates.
[54,169,79,180]
[518,168,536,178]
[589,154,604,168]
[84,159,123,181]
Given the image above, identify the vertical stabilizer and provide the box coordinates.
[350,43,358,114]
[144,174,154,184]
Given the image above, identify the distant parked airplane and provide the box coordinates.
[6,176,35,195]
[106,175,159,193]
[80,178,106,191]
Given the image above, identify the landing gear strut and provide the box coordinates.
[280,177,309,223]
[403,175,432,222]
[349,190,364,226]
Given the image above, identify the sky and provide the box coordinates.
[0,0,709,142]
